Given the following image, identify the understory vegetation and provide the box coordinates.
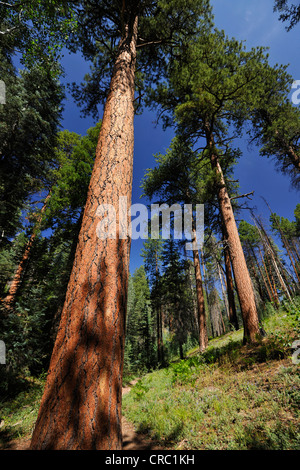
[122,299,300,450]
[1,298,299,450]
[1,0,300,450]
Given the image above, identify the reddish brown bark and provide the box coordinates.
[205,127,261,344]
[2,192,51,309]
[192,228,208,352]
[30,17,138,450]
[222,229,239,330]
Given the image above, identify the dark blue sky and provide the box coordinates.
[60,0,300,274]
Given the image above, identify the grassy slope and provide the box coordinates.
[123,301,300,450]
[0,299,299,450]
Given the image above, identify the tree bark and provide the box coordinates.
[222,227,239,330]
[30,16,138,450]
[205,126,261,344]
[224,250,239,330]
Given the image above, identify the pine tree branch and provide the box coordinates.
[230,191,254,201]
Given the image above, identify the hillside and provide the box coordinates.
[122,301,300,450]
[0,298,299,451]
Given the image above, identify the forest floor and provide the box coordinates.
[1,300,299,451]
[122,302,300,450]
[0,378,163,450]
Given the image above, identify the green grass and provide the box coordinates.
[123,301,300,450]
[1,298,299,450]
[0,376,44,448]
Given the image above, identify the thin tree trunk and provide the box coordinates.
[156,305,164,365]
[205,126,261,343]
[155,248,164,365]
[2,192,51,309]
[222,228,239,330]
[30,17,138,450]
[255,219,293,303]
[185,252,199,339]
[291,238,300,263]
[258,245,279,307]
[250,245,273,303]
[248,250,269,303]
[200,247,212,336]
[218,263,229,319]
[192,228,208,352]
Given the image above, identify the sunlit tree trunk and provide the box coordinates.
[30,17,138,450]
[192,228,208,352]
[205,126,262,344]
[222,227,239,330]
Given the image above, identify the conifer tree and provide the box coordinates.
[141,136,218,351]
[0,53,63,245]
[274,1,300,30]
[161,239,194,359]
[28,1,213,450]
[246,66,300,189]
[151,29,268,343]
[125,265,154,372]
[142,237,165,366]
[268,208,300,285]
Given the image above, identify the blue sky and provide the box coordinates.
[60,0,300,274]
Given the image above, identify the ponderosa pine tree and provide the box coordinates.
[125,265,154,372]
[29,1,213,449]
[239,220,275,306]
[0,123,100,383]
[0,53,63,246]
[202,235,227,337]
[245,66,300,189]
[142,237,165,366]
[221,223,239,330]
[2,192,51,310]
[150,29,270,343]
[252,213,296,302]
[274,0,300,30]
[161,238,194,359]
[141,136,220,351]
[1,124,99,311]
[268,208,300,285]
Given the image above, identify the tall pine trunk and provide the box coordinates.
[30,17,138,450]
[223,240,239,330]
[192,228,208,352]
[205,127,262,344]
[3,192,51,309]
